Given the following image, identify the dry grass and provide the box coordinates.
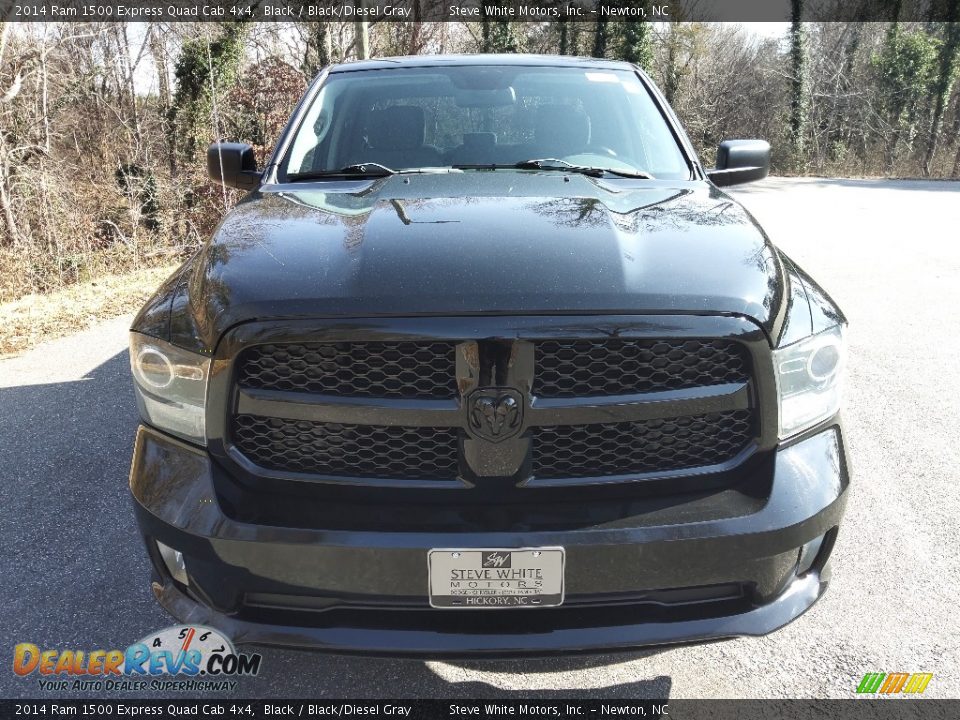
[0,265,177,358]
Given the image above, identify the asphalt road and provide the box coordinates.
[2,178,959,700]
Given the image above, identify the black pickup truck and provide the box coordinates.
[128,55,849,656]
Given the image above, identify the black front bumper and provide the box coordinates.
[129,424,848,658]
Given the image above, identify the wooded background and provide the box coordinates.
[1,12,958,302]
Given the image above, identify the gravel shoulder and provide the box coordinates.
[0,265,176,358]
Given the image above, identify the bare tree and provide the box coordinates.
[923,1,960,175]
[789,0,809,163]
[354,22,370,60]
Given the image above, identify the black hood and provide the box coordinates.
[140,173,787,351]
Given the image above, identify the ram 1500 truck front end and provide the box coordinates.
[127,55,849,656]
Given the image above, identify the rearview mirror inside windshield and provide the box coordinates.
[454,87,517,108]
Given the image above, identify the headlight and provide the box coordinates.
[773,324,846,439]
[129,333,210,445]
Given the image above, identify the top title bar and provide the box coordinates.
[0,0,955,23]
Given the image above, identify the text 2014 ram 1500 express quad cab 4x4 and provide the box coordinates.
[128,55,849,656]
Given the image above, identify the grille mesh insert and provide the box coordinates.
[534,339,749,398]
[232,415,459,480]
[229,336,757,484]
[532,410,754,479]
[236,341,457,399]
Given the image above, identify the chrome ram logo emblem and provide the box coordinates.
[467,388,523,443]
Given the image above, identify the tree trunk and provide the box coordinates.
[114,25,142,146]
[304,23,332,76]
[923,4,960,175]
[568,21,579,55]
[885,128,901,172]
[354,22,370,60]
[621,20,653,70]
[664,27,679,104]
[593,19,609,58]
[492,21,516,52]
[0,141,20,245]
[39,34,51,153]
[150,25,176,178]
[408,0,423,55]
[789,0,808,166]
[0,22,10,67]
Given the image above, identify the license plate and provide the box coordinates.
[428,547,565,608]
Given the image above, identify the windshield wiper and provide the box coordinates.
[287,162,397,180]
[293,160,655,181]
[514,158,654,179]
[287,163,463,181]
[452,160,653,179]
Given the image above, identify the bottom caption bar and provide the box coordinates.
[2,700,958,719]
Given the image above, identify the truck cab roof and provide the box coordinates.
[327,54,639,74]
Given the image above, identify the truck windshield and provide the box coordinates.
[282,65,690,180]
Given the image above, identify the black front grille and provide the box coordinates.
[236,341,457,399]
[532,410,754,479]
[534,339,749,398]
[232,415,459,480]
[227,328,759,487]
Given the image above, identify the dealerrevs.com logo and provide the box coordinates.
[13,625,262,692]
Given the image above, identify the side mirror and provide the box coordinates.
[206,142,261,190]
[707,140,770,187]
